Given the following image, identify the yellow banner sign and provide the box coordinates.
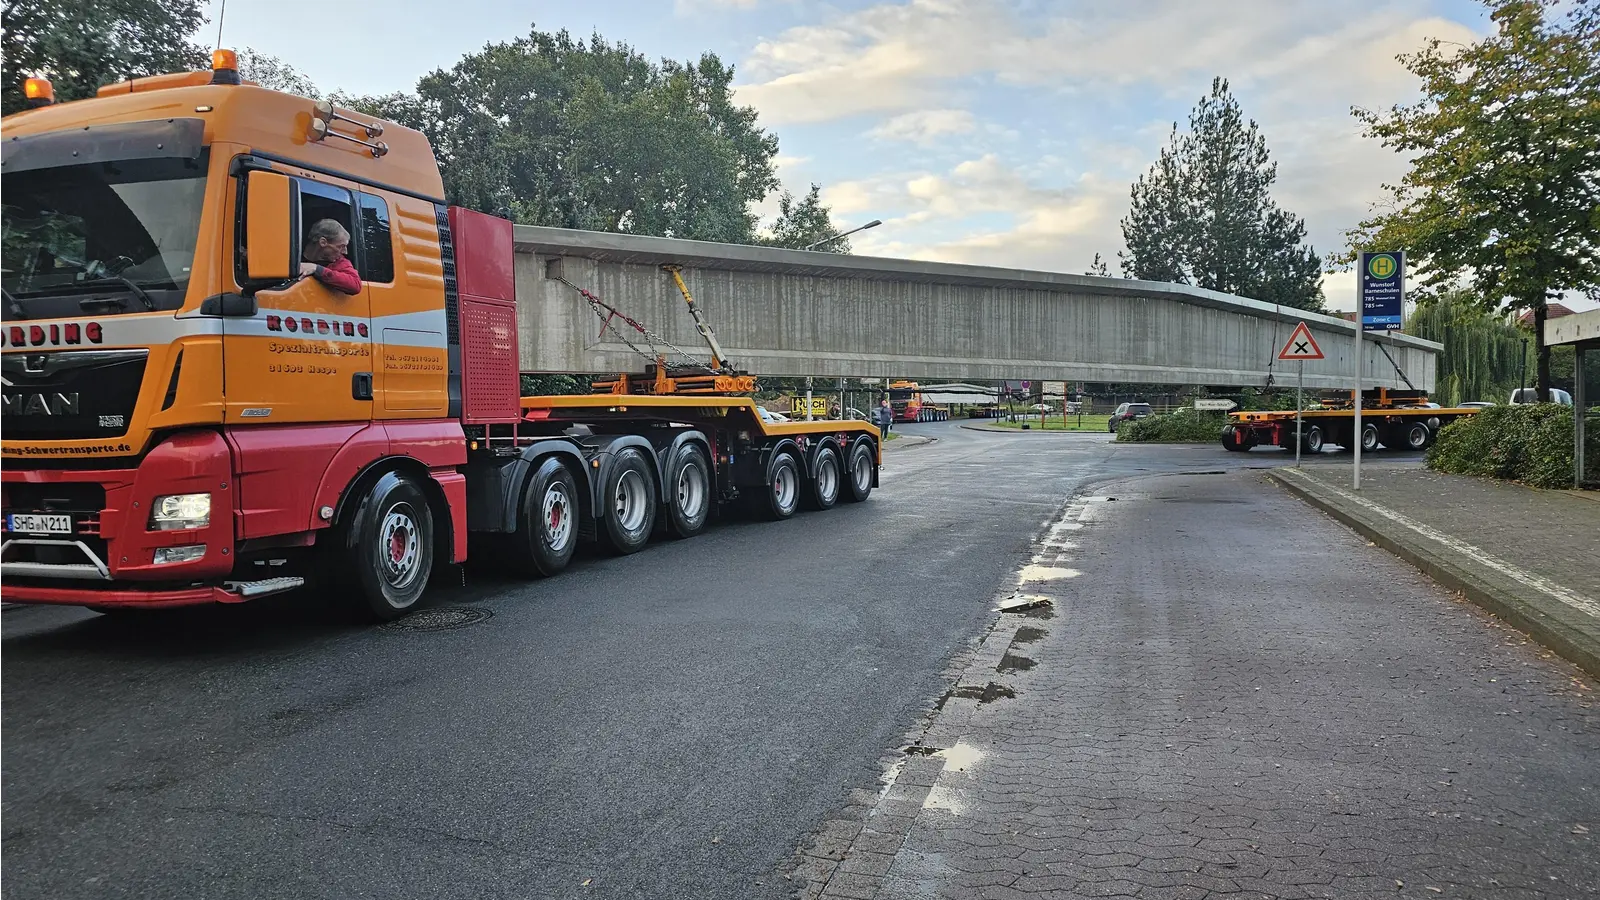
[789,396,830,417]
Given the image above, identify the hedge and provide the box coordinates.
[1426,403,1599,488]
[1115,411,1230,443]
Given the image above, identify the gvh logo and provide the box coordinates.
[2,391,80,416]
[0,322,104,347]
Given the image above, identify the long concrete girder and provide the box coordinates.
[512,226,1439,390]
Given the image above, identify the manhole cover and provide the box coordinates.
[383,606,492,632]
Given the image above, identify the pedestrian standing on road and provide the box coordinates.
[877,399,894,436]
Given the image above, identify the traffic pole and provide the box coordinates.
[1353,300,1363,490]
[1295,360,1303,468]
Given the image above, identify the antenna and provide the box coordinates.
[214,0,227,51]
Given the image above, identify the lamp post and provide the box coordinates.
[804,219,882,252]
[1519,337,1528,401]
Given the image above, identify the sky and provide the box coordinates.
[195,0,1592,313]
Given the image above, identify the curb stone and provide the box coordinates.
[1268,468,1600,679]
[880,435,935,452]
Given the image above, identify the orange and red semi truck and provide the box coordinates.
[0,55,881,619]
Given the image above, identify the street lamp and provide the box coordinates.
[804,219,881,252]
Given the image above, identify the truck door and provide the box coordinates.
[226,172,373,425]
[368,193,449,418]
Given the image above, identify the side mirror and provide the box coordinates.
[245,170,293,282]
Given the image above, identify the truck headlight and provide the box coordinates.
[150,493,211,530]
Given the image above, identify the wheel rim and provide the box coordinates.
[379,503,423,592]
[818,455,839,503]
[1308,429,1322,452]
[677,459,707,520]
[543,482,573,550]
[852,449,872,491]
[1408,424,1428,449]
[773,462,798,510]
[614,470,647,532]
[1362,427,1379,451]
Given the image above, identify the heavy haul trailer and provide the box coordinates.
[887,381,948,423]
[1220,388,1480,454]
[0,56,881,620]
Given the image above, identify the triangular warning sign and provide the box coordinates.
[1278,321,1324,360]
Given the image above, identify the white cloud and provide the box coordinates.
[738,0,1488,276]
[824,156,1123,271]
[867,109,977,144]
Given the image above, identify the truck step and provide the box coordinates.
[222,577,306,599]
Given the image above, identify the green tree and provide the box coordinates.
[1085,253,1114,277]
[1,0,208,115]
[379,27,778,242]
[1405,292,1527,405]
[759,184,851,252]
[238,47,319,96]
[1120,78,1324,311]
[1345,0,1600,401]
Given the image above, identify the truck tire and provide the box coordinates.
[1302,424,1324,454]
[508,457,579,577]
[343,471,434,621]
[1401,421,1432,451]
[762,451,801,520]
[1360,422,1382,453]
[806,445,842,510]
[843,440,875,503]
[663,444,711,539]
[600,448,656,554]
[1221,423,1251,451]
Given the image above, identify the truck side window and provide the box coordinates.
[295,178,359,274]
[356,193,393,284]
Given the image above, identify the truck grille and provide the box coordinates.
[1,349,147,440]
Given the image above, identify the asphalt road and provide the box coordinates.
[0,426,1410,900]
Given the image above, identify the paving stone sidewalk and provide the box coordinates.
[786,471,1598,899]
[1270,464,1599,678]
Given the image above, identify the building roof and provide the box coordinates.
[1516,303,1577,327]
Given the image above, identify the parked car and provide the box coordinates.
[1508,388,1574,406]
[1028,403,1054,413]
[1458,401,1496,409]
[757,408,791,424]
[844,407,870,421]
[1107,402,1154,433]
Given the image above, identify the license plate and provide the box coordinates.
[5,514,73,535]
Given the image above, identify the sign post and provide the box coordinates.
[1356,251,1404,489]
[1277,321,1324,468]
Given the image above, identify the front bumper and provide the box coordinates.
[2,430,237,603]
[1,582,245,608]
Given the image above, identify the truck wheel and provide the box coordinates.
[843,440,875,503]
[510,457,578,577]
[1220,424,1248,451]
[1360,422,1381,452]
[1402,421,1431,451]
[663,444,711,539]
[807,445,842,510]
[762,451,801,520]
[601,448,656,554]
[1302,425,1324,454]
[344,471,434,621]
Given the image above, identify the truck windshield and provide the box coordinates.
[889,389,914,401]
[2,154,208,320]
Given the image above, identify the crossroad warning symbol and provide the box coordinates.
[1277,321,1324,360]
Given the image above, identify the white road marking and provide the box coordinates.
[1278,470,1599,620]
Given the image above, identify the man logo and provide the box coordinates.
[1,391,80,416]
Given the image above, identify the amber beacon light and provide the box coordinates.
[211,49,241,85]
[22,77,54,108]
